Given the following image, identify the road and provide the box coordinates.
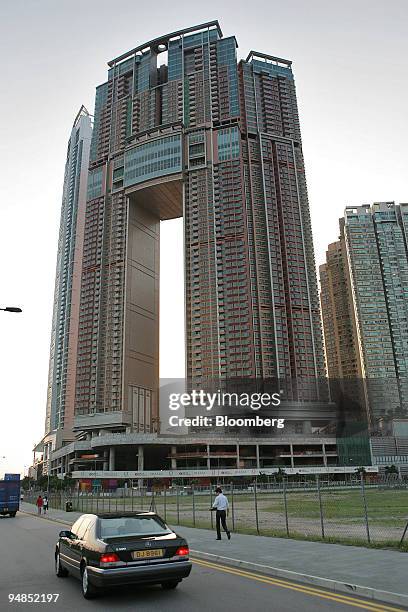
[0,513,403,611]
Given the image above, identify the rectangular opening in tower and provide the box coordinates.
[160,217,185,378]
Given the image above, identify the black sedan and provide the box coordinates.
[55,512,192,598]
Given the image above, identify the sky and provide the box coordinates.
[0,0,407,475]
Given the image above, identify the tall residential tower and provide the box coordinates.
[73,21,325,438]
[41,107,92,472]
[320,203,408,424]
[319,239,360,380]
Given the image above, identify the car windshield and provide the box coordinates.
[100,516,172,538]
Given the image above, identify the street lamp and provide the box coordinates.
[0,307,22,313]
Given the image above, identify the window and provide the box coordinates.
[124,135,182,186]
[87,167,103,200]
[99,515,171,539]
[71,517,85,537]
[217,126,240,162]
[129,386,152,433]
[77,517,92,540]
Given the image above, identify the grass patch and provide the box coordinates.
[262,489,408,521]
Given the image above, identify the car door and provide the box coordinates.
[70,517,92,572]
[59,517,85,576]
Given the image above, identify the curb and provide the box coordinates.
[21,509,408,608]
[20,509,73,526]
[189,550,408,609]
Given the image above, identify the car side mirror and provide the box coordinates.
[59,530,72,538]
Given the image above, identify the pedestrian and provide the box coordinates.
[210,487,231,540]
[43,495,48,515]
[36,494,43,515]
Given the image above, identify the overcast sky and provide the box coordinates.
[0,0,407,475]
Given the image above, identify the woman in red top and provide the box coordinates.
[36,495,43,515]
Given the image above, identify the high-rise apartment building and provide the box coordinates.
[41,107,92,470]
[320,203,408,423]
[73,21,324,438]
[319,240,360,379]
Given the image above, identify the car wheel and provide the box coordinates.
[55,551,68,577]
[10,512,16,517]
[162,580,180,590]
[81,564,97,599]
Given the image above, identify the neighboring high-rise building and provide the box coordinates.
[74,21,324,439]
[41,107,92,471]
[319,240,360,379]
[320,202,408,424]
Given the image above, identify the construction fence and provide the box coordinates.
[25,475,408,548]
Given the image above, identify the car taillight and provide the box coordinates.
[100,553,120,563]
[175,546,189,557]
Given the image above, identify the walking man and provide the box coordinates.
[36,494,43,515]
[210,487,231,540]
[43,494,48,515]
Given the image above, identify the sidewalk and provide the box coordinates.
[20,502,408,607]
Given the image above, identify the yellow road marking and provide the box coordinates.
[192,558,404,612]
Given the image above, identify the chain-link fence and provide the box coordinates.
[24,475,408,548]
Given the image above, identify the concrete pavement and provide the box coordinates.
[0,512,380,611]
[20,502,408,609]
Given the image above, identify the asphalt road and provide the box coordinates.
[0,513,403,612]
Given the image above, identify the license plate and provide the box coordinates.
[132,549,164,560]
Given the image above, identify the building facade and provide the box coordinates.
[319,239,361,379]
[39,22,338,480]
[320,202,408,425]
[51,435,340,478]
[41,108,92,472]
[74,21,324,441]
[371,419,408,476]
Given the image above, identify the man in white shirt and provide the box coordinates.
[211,487,231,540]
